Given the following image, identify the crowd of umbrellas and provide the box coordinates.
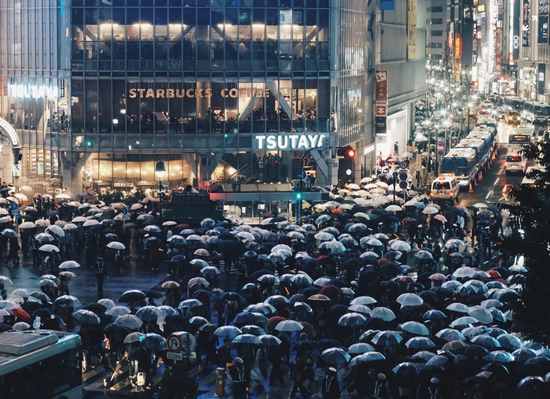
[0,178,548,399]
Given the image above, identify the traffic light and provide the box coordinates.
[295,192,302,201]
[85,138,94,148]
[337,145,356,159]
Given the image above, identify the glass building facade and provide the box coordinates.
[0,0,370,191]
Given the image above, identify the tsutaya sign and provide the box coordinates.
[254,133,328,151]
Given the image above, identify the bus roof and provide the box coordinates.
[0,330,80,377]
[457,138,485,150]
[444,148,477,159]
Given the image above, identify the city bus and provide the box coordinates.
[0,330,82,398]
[438,148,478,192]
[524,101,550,126]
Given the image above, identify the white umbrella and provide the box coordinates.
[107,241,126,251]
[422,206,439,215]
[446,302,470,314]
[39,244,60,253]
[468,305,493,324]
[130,203,144,211]
[275,320,303,333]
[385,204,403,212]
[63,223,78,231]
[371,307,396,322]
[19,221,36,230]
[390,240,412,253]
[351,296,378,306]
[83,219,100,227]
[396,293,423,307]
[59,260,80,270]
[400,321,430,336]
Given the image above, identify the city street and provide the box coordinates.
[460,122,524,207]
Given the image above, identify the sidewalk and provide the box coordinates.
[408,152,435,191]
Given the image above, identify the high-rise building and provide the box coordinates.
[427,0,449,63]
[0,1,371,193]
[517,0,550,102]
[373,0,428,159]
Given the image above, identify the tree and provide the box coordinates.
[504,141,550,337]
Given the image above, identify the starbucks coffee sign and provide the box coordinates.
[128,87,271,99]
[254,133,329,151]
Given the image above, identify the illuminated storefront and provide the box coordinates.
[1,1,371,191]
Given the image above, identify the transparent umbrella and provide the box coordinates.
[274,320,303,333]
[114,314,143,330]
[400,321,430,337]
[396,293,423,307]
[338,312,368,328]
[321,347,351,367]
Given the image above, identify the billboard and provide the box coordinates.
[407,0,417,60]
[538,64,546,95]
[512,0,521,61]
[539,0,549,44]
[522,0,530,47]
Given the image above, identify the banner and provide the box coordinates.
[538,64,546,95]
[513,0,521,61]
[407,0,417,60]
[539,0,549,44]
[375,71,388,134]
[522,0,530,47]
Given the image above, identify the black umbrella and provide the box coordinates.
[405,337,435,351]
[135,306,160,323]
[392,362,419,387]
[73,309,101,326]
[349,351,386,368]
[144,333,167,353]
[232,333,261,346]
[54,295,81,309]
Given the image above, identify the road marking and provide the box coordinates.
[493,177,500,187]
[486,190,493,200]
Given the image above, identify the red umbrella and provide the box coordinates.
[12,307,31,322]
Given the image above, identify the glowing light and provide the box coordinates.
[8,83,58,99]
[0,118,20,147]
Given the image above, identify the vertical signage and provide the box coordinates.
[539,0,549,44]
[522,0,530,47]
[0,76,5,97]
[375,71,388,134]
[512,0,521,61]
[538,64,546,95]
[407,0,417,60]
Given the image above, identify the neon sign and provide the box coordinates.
[254,133,328,151]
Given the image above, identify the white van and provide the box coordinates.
[504,153,525,175]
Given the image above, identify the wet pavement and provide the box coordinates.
[0,259,166,304]
[459,122,524,207]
